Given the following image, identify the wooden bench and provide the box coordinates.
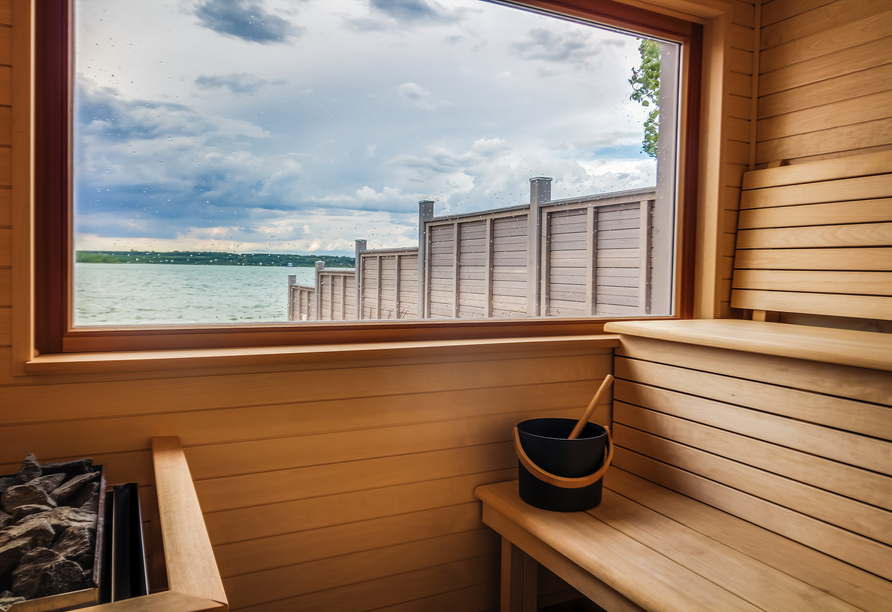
[476,152,892,612]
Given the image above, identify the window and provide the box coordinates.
[34,0,701,354]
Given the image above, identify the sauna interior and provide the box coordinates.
[2,0,891,611]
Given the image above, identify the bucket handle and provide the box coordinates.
[512,426,613,489]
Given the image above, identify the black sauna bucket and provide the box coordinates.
[513,418,613,512]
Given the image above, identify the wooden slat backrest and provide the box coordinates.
[731,151,892,319]
[612,335,892,585]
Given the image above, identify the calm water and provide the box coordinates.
[74,263,316,326]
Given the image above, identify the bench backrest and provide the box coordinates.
[612,335,892,587]
[730,151,892,320]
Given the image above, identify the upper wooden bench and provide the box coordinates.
[477,152,892,612]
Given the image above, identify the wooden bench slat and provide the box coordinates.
[612,402,892,512]
[616,334,892,404]
[738,198,892,229]
[588,489,862,612]
[741,150,892,190]
[736,223,892,249]
[606,469,892,612]
[615,357,892,441]
[605,319,892,372]
[732,270,892,295]
[477,482,762,612]
[731,289,892,321]
[613,421,892,544]
[614,381,891,475]
[734,247,892,270]
[613,448,892,580]
[739,175,892,209]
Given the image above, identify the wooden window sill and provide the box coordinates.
[605,319,892,372]
[24,334,621,376]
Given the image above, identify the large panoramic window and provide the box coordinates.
[72,0,681,327]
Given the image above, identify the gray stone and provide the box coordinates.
[17,507,96,536]
[38,459,92,477]
[71,482,99,509]
[52,527,95,568]
[0,479,14,496]
[10,505,52,523]
[13,455,41,486]
[0,591,25,612]
[0,517,56,550]
[50,472,99,505]
[32,557,90,599]
[1,485,55,515]
[11,547,61,599]
[0,512,10,529]
[28,474,66,495]
[0,519,55,575]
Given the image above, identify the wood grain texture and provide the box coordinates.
[613,421,892,544]
[758,36,892,97]
[75,591,226,612]
[758,90,892,142]
[732,270,892,295]
[615,447,892,580]
[733,289,892,320]
[758,64,892,120]
[737,199,892,228]
[757,117,892,164]
[615,356,892,442]
[478,482,761,612]
[759,9,892,74]
[152,437,228,607]
[589,489,865,611]
[608,469,892,612]
[760,0,892,49]
[606,319,892,372]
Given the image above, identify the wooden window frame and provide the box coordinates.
[28,0,702,356]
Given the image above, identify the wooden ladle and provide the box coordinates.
[567,374,614,440]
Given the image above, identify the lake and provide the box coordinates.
[74,263,317,326]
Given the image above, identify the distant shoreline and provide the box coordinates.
[76,250,355,268]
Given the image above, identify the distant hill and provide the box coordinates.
[76,250,355,268]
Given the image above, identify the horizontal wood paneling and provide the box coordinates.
[0,343,613,611]
[757,0,892,165]
[613,340,892,582]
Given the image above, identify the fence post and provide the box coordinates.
[354,240,367,320]
[314,260,325,321]
[417,200,434,318]
[528,177,551,317]
[287,274,296,321]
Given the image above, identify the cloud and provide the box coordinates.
[193,0,303,44]
[346,0,466,31]
[511,28,619,66]
[195,73,286,94]
[398,83,451,111]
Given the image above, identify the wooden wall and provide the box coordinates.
[711,0,758,319]
[756,0,892,166]
[0,1,614,609]
[1,343,613,611]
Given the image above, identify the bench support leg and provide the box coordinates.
[501,537,538,612]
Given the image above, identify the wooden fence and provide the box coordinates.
[288,183,659,321]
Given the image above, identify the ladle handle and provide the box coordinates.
[568,374,614,440]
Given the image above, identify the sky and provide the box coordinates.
[74,0,662,256]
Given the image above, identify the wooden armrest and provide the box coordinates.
[604,319,892,372]
[71,438,227,611]
[152,437,228,609]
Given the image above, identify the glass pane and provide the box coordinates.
[73,0,679,325]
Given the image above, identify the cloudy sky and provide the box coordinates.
[74,0,661,256]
